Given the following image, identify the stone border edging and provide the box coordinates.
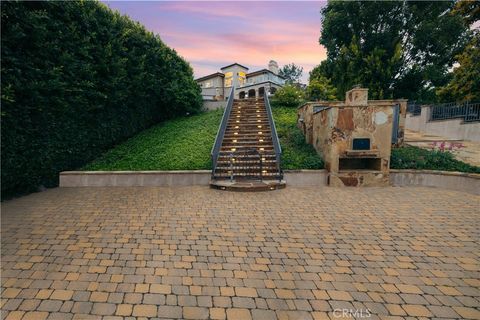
[59,169,479,194]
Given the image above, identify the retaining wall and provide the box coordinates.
[60,169,479,194]
[390,169,480,195]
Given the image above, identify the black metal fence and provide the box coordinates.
[406,102,422,116]
[264,93,283,181]
[430,101,480,122]
[211,86,235,177]
[406,101,480,123]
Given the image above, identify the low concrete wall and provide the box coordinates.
[203,100,226,111]
[60,169,479,194]
[390,169,480,195]
[60,170,211,187]
[59,170,328,188]
[406,106,480,142]
[283,170,327,187]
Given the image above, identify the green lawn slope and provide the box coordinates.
[82,107,323,171]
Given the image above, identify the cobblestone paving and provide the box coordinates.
[1,186,479,320]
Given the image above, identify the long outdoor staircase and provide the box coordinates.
[210,87,285,191]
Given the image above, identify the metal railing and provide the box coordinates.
[406,102,422,116]
[211,86,235,178]
[264,93,283,181]
[430,101,480,122]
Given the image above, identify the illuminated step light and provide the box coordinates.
[259,139,264,142]
[256,110,260,113]
[235,126,239,129]
[231,148,236,151]
[258,132,262,134]
[236,115,240,118]
[262,157,266,161]
[257,115,260,117]
[257,120,261,122]
[262,170,267,173]
[236,120,240,123]
[234,132,238,135]
[233,139,237,142]
[257,125,262,128]
[232,158,235,162]
[260,148,265,151]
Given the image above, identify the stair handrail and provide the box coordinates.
[264,92,283,180]
[211,86,235,176]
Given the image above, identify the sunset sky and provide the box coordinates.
[103,1,327,83]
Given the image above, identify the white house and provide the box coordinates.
[196,61,285,100]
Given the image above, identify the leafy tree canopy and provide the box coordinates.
[306,76,337,101]
[437,33,480,102]
[316,0,472,102]
[279,63,304,84]
[271,85,305,108]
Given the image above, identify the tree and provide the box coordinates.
[317,0,472,102]
[436,35,480,102]
[306,77,337,101]
[270,85,305,108]
[452,0,480,25]
[279,63,303,84]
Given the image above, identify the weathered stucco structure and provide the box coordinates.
[298,87,407,187]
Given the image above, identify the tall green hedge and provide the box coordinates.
[1,1,203,197]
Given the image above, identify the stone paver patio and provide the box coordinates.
[1,186,479,320]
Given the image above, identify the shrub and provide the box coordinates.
[272,107,324,169]
[306,76,337,101]
[270,85,305,108]
[390,146,480,173]
[1,1,203,197]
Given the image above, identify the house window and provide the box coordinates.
[224,72,233,87]
[204,82,212,88]
[238,71,246,86]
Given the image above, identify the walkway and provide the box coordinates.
[405,129,480,167]
[1,186,479,319]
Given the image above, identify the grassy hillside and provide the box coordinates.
[83,109,222,170]
[82,107,324,171]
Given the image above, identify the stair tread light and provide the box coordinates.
[258,132,263,134]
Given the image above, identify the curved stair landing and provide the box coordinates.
[210,179,286,192]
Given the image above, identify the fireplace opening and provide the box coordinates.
[339,157,382,171]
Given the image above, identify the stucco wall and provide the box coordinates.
[406,106,480,142]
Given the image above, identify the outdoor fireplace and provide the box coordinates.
[298,87,407,187]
